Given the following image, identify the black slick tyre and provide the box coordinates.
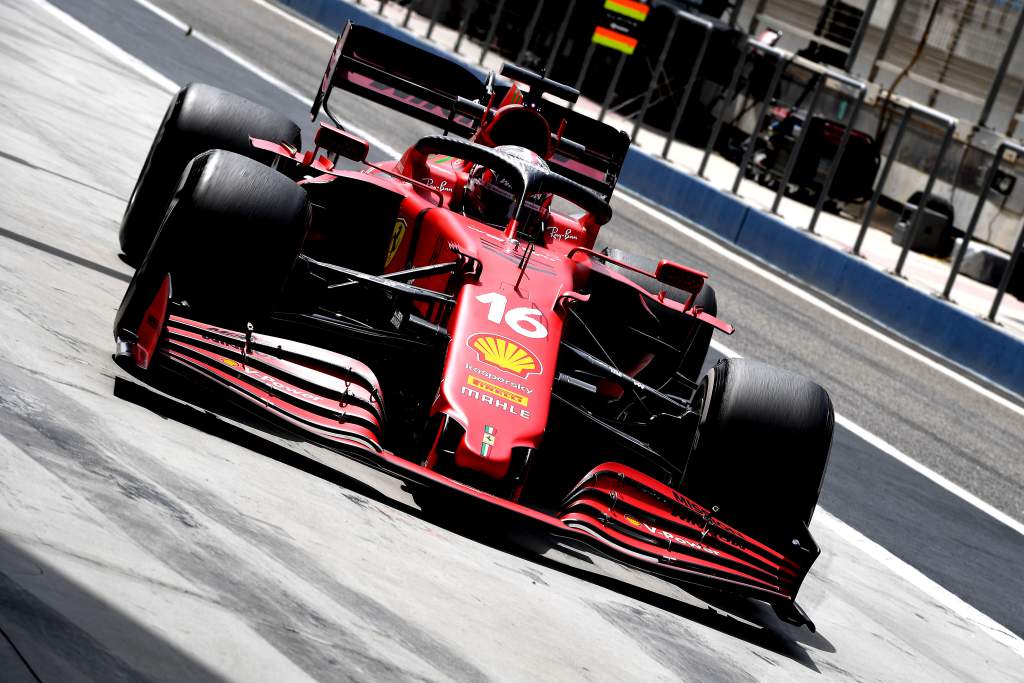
[682,358,834,536]
[115,150,309,335]
[119,83,302,264]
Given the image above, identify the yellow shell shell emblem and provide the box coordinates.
[469,334,540,377]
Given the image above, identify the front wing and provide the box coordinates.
[117,311,819,629]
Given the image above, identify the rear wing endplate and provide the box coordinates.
[312,23,485,137]
[312,23,631,200]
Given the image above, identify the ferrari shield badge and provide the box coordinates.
[384,217,407,267]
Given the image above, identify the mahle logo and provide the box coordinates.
[467,334,541,377]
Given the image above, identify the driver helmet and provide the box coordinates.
[464,145,552,241]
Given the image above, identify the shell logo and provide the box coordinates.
[220,358,241,368]
[624,514,642,527]
[468,334,542,378]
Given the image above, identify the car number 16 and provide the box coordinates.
[475,292,547,339]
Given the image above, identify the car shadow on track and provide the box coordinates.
[112,373,836,671]
[0,536,226,682]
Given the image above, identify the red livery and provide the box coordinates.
[113,24,833,628]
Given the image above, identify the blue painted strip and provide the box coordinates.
[284,0,1024,398]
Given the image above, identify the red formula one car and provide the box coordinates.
[113,24,833,628]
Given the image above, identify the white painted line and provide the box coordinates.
[89,0,1024,650]
[30,0,177,94]
[131,0,189,32]
[814,508,1024,660]
[246,0,340,42]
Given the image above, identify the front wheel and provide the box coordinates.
[120,83,302,265]
[115,150,310,337]
[681,358,834,537]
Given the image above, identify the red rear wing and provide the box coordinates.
[312,23,630,201]
[312,23,485,137]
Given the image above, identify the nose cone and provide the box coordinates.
[432,237,572,481]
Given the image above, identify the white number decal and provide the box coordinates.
[476,292,507,324]
[505,307,547,338]
[475,293,548,338]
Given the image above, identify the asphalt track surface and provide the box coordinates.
[0,0,1021,679]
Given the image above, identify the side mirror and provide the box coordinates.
[314,122,369,162]
[655,259,707,297]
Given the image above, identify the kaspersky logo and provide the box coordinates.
[467,333,542,378]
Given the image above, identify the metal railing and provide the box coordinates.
[852,101,957,279]
[730,42,789,193]
[687,36,869,227]
[991,218,1024,322]
[617,9,714,156]
[386,0,1022,325]
[943,141,1024,321]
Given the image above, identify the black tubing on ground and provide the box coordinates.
[114,150,310,335]
[119,83,302,265]
[681,358,834,535]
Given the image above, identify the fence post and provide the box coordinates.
[599,53,628,121]
[478,0,508,66]
[517,0,547,64]
[808,78,866,233]
[631,10,681,141]
[845,0,879,71]
[664,15,714,161]
[770,69,825,213]
[425,1,444,40]
[988,218,1024,321]
[698,41,747,177]
[943,141,1024,298]
[545,0,576,74]
[893,112,956,276]
[854,107,910,255]
[732,46,786,194]
[571,43,597,110]
[869,0,907,82]
[979,7,1024,128]
[453,1,477,53]
[747,0,768,34]
[403,0,416,29]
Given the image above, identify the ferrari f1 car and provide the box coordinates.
[113,24,833,629]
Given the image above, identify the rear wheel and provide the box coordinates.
[681,358,833,537]
[120,83,302,264]
[115,150,310,336]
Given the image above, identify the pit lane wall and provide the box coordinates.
[279,0,1024,399]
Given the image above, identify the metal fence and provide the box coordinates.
[389,0,1023,320]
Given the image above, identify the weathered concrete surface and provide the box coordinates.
[0,1,1021,680]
